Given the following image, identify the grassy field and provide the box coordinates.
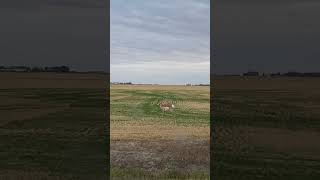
[5,73,320,179]
[110,85,210,179]
[0,73,108,180]
[212,76,320,179]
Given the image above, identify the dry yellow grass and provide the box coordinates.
[110,85,210,142]
[177,101,210,112]
[111,121,209,141]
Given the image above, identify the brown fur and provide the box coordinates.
[159,101,173,107]
[159,100,174,112]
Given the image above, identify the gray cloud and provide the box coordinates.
[111,1,209,60]
[0,0,108,72]
[111,0,210,84]
[213,0,320,74]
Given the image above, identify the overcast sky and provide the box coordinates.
[111,0,210,85]
[2,0,318,76]
[0,0,107,72]
[214,0,320,74]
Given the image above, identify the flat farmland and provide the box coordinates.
[110,85,210,179]
[0,72,108,180]
[212,76,320,179]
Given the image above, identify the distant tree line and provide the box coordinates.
[111,82,132,85]
[0,66,70,72]
[219,71,320,77]
[185,83,210,86]
[280,72,320,77]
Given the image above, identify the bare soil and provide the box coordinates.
[111,139,209,173]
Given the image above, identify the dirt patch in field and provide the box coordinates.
[111,121,210,174]
[111,120,210,174]
[111,139,209,173]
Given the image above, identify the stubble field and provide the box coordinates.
[4,73,319,179]
[212,76,320,179]
[110,85,210,179]
[0,72,108,180]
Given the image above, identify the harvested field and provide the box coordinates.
[0,73,108,180]
[111,85,210,179]
[212,76,320,179]
[111,122,209,141]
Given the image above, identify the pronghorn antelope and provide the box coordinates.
[159,100,175,112]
